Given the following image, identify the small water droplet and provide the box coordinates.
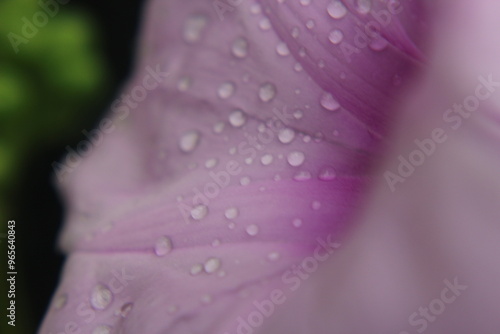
[287,151,305,167]
[250,3,262,14]
[292,218,303,227]
[213,122,225,134]
[212,239,221,247]
[204,257,221,273]
[53,294,67,310]
[191,205,208,220]
[201,294,213,304]
[218,82,235,99]
[259,18,271,30]
[320,93,340,111]
[356,0,372,14]
[154,236,173,256]
[177,76,191,91]
[278,128,295,144]
[294,171,312,181]
[328,29,344,44]
[246,224,259,236]
[232,37,248,58]
[300,0,311,5]
[205,158,218,169]
[258,82,277,102]
[319,166,337,181]
[294,109,304,119]
[306,19,315,29]
[225,207,239,219]
[183,15,208,43]
[293,63,303,72]
[116,302,133,318]
[369,37,388,51]
[260,154,274,165]
[229,110,246,127]
[312,201,321,210]
[276,42,290,56]
[291,27,300,38]
[179,130,200,152]
[318,59,326,68]
[168,305,178,313]
[90,284,113,310]
[240,177,251,186]
[190,263,203,275]
[92,325,112,334]
[327,0,347,19]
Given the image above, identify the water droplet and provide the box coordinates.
[319,166,337,181]
[229,110,246,127]
[204,257,221,273]
[168,305,179,313]
[218,82,235,99]
[276,42,290,56]
[212,239,221,247]
[191,205,208,220]
[320,93,340,111]
[355,0,372,14]
[246,224,259,236]
[294,109,304,119]
[250,3,261,14]
[240,176,251,186]
[190,263,203,275]
[259,18,271,30]
[287,151,305,167]
[328,29,344,44]
[258,82,277,102]
[205,158,218,169]
[312,201,321,210]
[177,76,191,91]
[201,294,213,304]
[291,27,300,38]
[116,302,133,318]
[179,130,200,152]
[232,37,248,58]
[292,218,303,227]
[369,37,388,51]
[90,284,113,310]
[268,252,280,261]
[294,63,303,72]
[154,236,172,256]
[298,47,307,58]
[260,154,274,165]
[213,122,225,134]
[300,0,311,5]
[306,19,315,29]
[92,325,112,334]
[318,59,326,68]
[278,128,295,144]
[183,15,208,43]
[294,171,312,181]
[225,207,239,219]
[53,294,67,310]
[327,0,347,19]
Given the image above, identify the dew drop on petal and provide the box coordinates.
[328,29,344,44]
[287,151,305,167]
[201,294,213,304]
[232,37,248,58]
[53,294,67,310]
[259,18,271,30]
[293,63,303,72]
[312,201,321,210]
[369,37,389,51]
[190,263,203,276]
[177,76,191,91]
[294,109,304,119]
[327,0,347,19]
[258,82,277,102]
[212,239,221,247]
[218,82,235,99]
[179,130,200,153]
[300,0,311,5]
[92,325,112,334]
[116,302,133,318]
[229,110,246,127]
[213,122,225,134]
[306,19,315,29]
[292,218,303,228]
[90,284,113,310]
[268,252,281,261]
[191,205,208,220]
[183,15,208,43]
[276,42,290,56]
[294,171,312,181]
[204,257,221,274]
[291,27,300,38]
[260,154,274,165]
[320,93,340,111]
[278,128,295,144]
[240,176,251,186]
[246,224,259,236]
[355,0,372,14]
[154,236,172,256]
[225,207,239,219]
[205,158,218,169]
[319,166,337,181]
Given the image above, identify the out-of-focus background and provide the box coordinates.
[0,0,144,332]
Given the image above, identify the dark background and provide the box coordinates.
[11,0,145,331]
